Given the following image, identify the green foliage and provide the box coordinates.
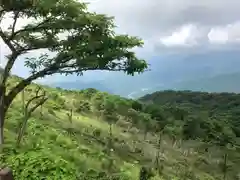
[2,150,79,180]
[93,128,102,137]
[2,76,240,180]
[139,166,155,180]
[75,100,91,113]
[1,0,148,79]
[140,90,240,146]
[131,100,143,111]
[102,97,118,124]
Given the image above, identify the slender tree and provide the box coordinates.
[0,0,147,144]
[67,109,73,124]
[39,100,43,119]
[16,86,48,146]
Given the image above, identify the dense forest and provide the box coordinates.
[140,90,240,144]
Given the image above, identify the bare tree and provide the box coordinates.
[154,131,163,168]
[40,104,43,119]
[67,109,73,124]
[222,153,228,180]
[16,86,48,146]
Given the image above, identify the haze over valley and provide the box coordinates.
[45,49,240,98]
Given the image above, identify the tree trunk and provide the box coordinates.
[172,137,176,147]
[223,153,228,180]
[40,105,43,119]
[143,129,147,141]
[0,86,6,145]
[107,123,113,155]
[155,132,162,167]
[0,111,4,145]
[16,112,29,147]
[21,90,25,114]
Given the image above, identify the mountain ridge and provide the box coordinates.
[47,49,240,98]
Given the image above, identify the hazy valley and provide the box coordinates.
[47,49,240,98]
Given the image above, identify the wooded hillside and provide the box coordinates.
[1,77,240,179]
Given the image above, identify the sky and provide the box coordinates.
[1,0,240,82]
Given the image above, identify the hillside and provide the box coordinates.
[140,90,240,138]
[1,76,240,179]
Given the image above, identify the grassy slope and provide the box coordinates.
[1,76,240,180]
[2,76,151,179]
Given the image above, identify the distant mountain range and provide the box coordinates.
[170,72,240,93]
[40,49,240,98]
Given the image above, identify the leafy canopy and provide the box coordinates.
[0,0,148,109]
[0,0,147,79]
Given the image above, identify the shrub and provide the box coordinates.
[3,150,79,180]
[76,100,91,113]
[93,128,102,137]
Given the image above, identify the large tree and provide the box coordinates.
[0,0,148,144]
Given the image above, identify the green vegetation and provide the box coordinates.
[140,90,240,143]
[0,0,147,145]
[0,76,240,179]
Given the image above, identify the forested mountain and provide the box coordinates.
[140,90,240,140]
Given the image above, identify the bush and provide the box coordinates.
[3,150,79,180]
[128,127,139,134]
[48,109,56,116]
[139,166,155,180]
[131,101,143,111]
[76,100,91,113]
[93,128,101,137]
[116,119,132,129]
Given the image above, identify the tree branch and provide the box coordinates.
[26,86,47,115]
[0,29,15,52]
[16,86,47,146]
[10,18,52,40]
[28,97,48,115]
[0,28,19,85]
[11,11,20,36]
[25,86,46,110]
[2,53,19,82]
[57,67,122,74]
[0,9,5,24]
[5,65,57,110]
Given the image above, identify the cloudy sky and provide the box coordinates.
[86,0,240,49]
[1,0,240,81]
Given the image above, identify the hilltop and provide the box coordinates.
[1,76,240,179]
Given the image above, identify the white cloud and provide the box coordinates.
[159,24,199,47]
[86,0,240,50]
[208,21,240,44]
[158,21,240,48]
